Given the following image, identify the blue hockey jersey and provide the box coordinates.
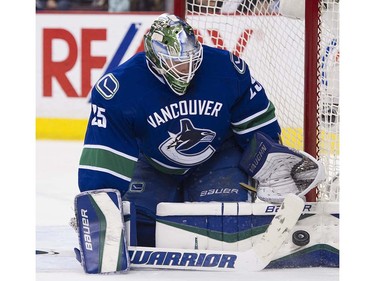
[78,45,281,195]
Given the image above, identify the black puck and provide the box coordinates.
[292,230,310,246]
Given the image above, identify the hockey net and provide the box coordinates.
[175,0,340,202]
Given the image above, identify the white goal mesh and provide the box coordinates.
[181,0,340,202]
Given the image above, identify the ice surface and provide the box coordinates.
[36,140,339,280]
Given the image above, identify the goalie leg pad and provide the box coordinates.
[240,132,325,203]
[75,189,130,274]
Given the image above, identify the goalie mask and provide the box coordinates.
[144,14,203,95]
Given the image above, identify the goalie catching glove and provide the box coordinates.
[240,132,325,203]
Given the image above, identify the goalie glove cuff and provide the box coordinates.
[240,132,325,203]
[240,132,300,176]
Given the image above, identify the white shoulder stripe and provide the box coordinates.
[83,144,138,162]
[232,117,278,135]
[231,102,270,126]
[79,165,132,182]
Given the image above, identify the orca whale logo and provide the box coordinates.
[159,119,216,166]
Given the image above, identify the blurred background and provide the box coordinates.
[36,0,173,12]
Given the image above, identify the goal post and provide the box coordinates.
[174,0,340,203]
[304,0,320,201]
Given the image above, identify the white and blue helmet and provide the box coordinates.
[144,14,203,95]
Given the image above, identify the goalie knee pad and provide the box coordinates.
[239,132,325,203]
[74,189,130,274]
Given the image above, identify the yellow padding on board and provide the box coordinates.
[281,127,304,150]
[281,127,340,153]
[36,118,88,140]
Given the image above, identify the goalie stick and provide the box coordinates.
[70,192,304,272]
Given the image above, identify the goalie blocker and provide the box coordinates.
[239,132,325,203]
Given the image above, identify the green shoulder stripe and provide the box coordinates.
[79,145,137,180]
[232,102,277,134]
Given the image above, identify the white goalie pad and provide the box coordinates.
[74,189,130,274]
[154,199,339,269]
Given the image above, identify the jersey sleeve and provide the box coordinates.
[78,74,139,197]
[231,68,281,149]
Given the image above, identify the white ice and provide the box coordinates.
[36,140,339,281]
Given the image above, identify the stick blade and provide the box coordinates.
[247,194,305,271]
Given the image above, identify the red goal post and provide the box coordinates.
[174,0,340,202]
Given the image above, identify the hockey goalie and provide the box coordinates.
[73,13,326,274]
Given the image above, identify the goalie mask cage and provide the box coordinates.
[174,0,340,202]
